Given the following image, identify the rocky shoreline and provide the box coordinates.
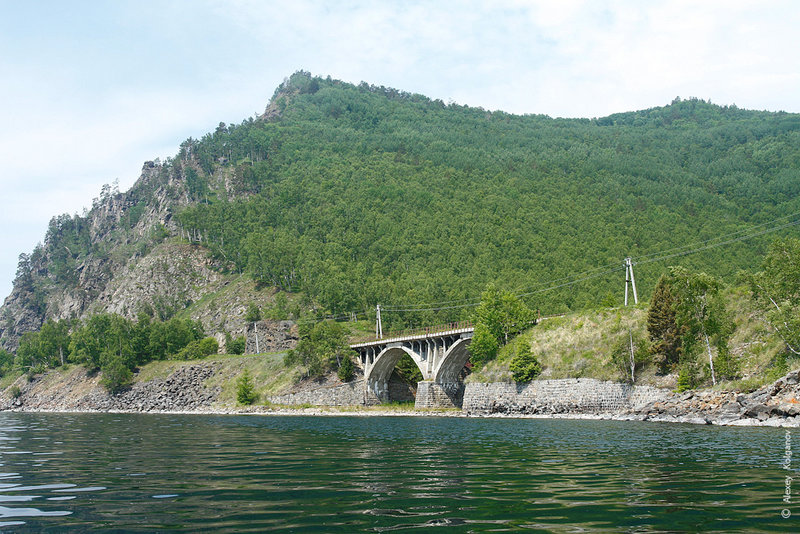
[623,370,800,427]
[473,371,800,428]
[3,362,800,428]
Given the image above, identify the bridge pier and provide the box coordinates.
[414,381,465,409]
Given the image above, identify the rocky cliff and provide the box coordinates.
[0,97,292,353]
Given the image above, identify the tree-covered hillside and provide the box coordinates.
[174,72,800,327]
[3,71,800,344]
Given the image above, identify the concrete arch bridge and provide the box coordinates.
[350,322,474,407]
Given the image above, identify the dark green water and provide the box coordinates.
[0,413,796,532]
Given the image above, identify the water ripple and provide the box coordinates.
[0,413,795,531]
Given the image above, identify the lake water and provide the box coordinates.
[0,412,795,532]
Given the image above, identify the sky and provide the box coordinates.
[1,0,799,301]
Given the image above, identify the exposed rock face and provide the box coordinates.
[0,285,45,351]
[1,364,222,413]
[0,161,178,351]
[0,154,297,353]
[90,242,228,320]
[245,320,298,354]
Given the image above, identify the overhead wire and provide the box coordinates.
[631,209,800,263]
[295,211,800,324]
[632,217,800,266]
[381,258,625,312]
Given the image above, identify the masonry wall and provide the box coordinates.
[415,382,464,409]
[268,373,414,407]
[269,379,366,406]
[462,379,670,415]
[268,376,671,413]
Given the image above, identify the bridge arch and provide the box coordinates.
[432,336,472,384]
[365,345,426,402]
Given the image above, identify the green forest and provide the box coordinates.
[6,71,800,378]
[168,72,800,328]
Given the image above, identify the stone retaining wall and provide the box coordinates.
[269,379,366,406]
[270,377,671,412]
[462,379,670,415]
[415,382,464,409]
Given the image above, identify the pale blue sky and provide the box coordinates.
[1,0,799,301]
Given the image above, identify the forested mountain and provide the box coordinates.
[2,71,799,350]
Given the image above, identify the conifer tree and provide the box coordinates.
[647,275,682,373]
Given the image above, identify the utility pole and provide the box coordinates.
[624,257,638,306]
[376,304,383,339]
[624,257,638,382]
[254,321,260,354]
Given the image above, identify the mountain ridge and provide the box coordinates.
[2,71,799,352]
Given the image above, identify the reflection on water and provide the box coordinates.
[0,412,796,532]
[0,420,76,528]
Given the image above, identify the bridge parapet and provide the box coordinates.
[349,321,473,348]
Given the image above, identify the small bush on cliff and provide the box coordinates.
[226,334,246,355]
[337,355,355,382]
[236,370,257,405]
[509,342,542,383]
[245,303,262,323]
[8,386,21,399]
[175,337,219,360]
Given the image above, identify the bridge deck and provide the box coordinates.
[350,321,474,349]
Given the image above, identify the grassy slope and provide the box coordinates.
[469,288,795,391]
[133,351,298,407]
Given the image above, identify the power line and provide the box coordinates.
[633,217,800,267]
[632,209,800,262]
[382,259,624,312]
[295,211,800,324]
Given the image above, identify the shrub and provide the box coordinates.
[244,303,262,323]
[101,359,133,394]
[676,363,697,392]
[338,355,355,382]
[228,336,246,355]
[236,369,257,405]
[509,342,542,383]
[8,385,21,399]
[712,345,740,381]
[26,364,46,381]
[175,337,219,360]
